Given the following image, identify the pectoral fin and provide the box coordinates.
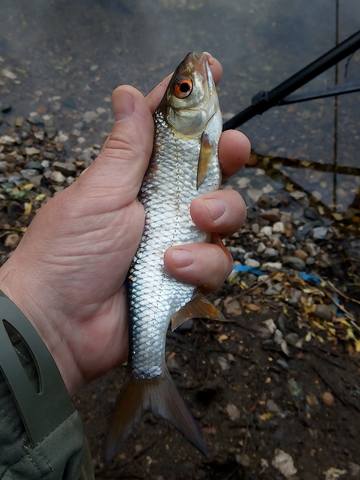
[171,294,224,331]
[197,132,212,189]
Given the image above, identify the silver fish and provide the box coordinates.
[106,52,223,461]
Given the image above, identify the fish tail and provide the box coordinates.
[104,368,208,462]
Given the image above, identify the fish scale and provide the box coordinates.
[129,109,220,378]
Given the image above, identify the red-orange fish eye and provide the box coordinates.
[174,79,193,98]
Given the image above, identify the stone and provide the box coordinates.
[237,177,250,189]
[2,68,17,80]
[26,160,43,171]
[55,132,69,143]
[260,226,273,237]
[272,449,297,478]
[261,208,280,222]
[224,297,242,316]
[314,304,333,321]
[294,249,308,260]
[324,468,347,480]
[283,256,306,271]
[236,453,250,467]
[312,226,328,240]
[225,403,240,421]
[49,171,65,184]
[306,393,319,407]
[245,258,260,268]
[349,463,360,477]
[257,242,266,253]
[252,223,260,234]
[266,399,282,414]
[264,319,277,334]
[66,176,75,185]
[0,135,16,145]
[322,391,335,407]
[4,233,20,248]
[264,247,278,258]
[273,221,285,234]
[262,262,282,272]
[25,147,40,156]
[217,356,229,371]
[43,151,56,160]
[21,169,39,180]
[83,111,98,123]
[247,188,263,203]
[288,378,303,399]
[53,161,77,176]
[290,190,306,200]
[285,333,300,347]
[288,289,301,306]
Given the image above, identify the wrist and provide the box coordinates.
[0,258,82,395]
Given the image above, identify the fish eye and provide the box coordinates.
[174,79,193,98]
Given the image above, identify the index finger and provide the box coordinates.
[146,53,223,113]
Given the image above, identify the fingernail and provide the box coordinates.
[115,90,135,121]
[170,249,193,268]
[203,199,226,221]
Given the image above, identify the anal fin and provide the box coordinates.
[171,294,224,331]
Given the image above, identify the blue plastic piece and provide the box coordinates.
[298,272,321,285]
[233,264,264,276]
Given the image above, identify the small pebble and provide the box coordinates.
[49,170,66,184]
[261,208,280,222]
[283,256,306,271]
[225,403,240,421]
[53,161,77,176]
[25,147,40,156]
[322,391,335,407]
[314,304,333,321]
[4,233,20,248]
[245,258,260,268]
[294,249,308,260]
[312,226,328,240]
[236,453,250,467]
[264,247,278,258]
[273,221,285,234]
[262,261,282,272]
[260,226,273,237]
[257,242,266,253]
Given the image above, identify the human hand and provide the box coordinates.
[0,55,250,395]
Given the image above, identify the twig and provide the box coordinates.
[326,280,360,306]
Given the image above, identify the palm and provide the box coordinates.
[19,185,146,380]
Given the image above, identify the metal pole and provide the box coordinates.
[223,29,360,130]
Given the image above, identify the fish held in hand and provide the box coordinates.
[105,52,223,462]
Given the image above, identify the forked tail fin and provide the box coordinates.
[105,369,208,462]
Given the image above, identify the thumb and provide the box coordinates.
[78,85,154,207]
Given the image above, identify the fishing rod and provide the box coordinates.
[223,29,360,130]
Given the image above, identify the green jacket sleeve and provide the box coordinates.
[0,293,94,480]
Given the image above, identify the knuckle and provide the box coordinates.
[102,136,135,159]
